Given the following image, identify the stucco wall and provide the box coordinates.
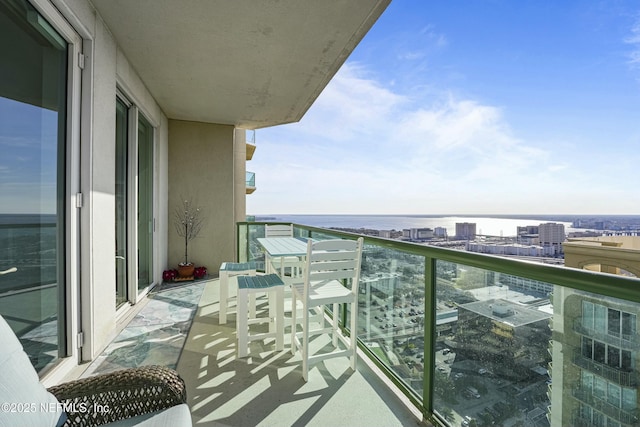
[87,12,118,357]
[168,120,236,273]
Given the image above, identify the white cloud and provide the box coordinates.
[249,62,619,214]
[299,63,406,141]
[625,14,640,67]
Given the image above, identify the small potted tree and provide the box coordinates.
[173,197,205,278]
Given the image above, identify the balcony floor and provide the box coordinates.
[176,278,428,426]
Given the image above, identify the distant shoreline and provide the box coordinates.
[253,214,640,237]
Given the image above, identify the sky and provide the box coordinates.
[248,0,640,216]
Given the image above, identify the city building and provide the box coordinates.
[455,299,552,381]
[379,230,394,239]
[548,237,640,426]
[498,275,554,295]
[403,227,435,241]
[518,225,540,236]
[539,222,566,256]
[466,241,548,257]
[519,233,541,245]
[0,0,389,385]
[434,226,448,238]
[456,222,477,240]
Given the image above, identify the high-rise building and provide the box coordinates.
[434,227,448,238]
[548,237,640,427]
[539,223,566,255]
[456,222,477,240]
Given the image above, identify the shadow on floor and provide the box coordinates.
[177,279,428,427]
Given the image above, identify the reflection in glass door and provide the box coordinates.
[0,0,68,372]
[115,98,128,307]
[137,115,154,292]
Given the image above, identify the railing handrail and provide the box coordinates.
[572,353,637,386]
[238,221,640,303]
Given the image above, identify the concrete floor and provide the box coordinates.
[177,278,429,427]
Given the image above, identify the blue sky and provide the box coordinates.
[0,98,58,214]
[248,0,640,215]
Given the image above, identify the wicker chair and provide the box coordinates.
[0,314,192,427]
[48,365,190,426]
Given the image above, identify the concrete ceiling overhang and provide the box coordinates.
[91,0,391,129]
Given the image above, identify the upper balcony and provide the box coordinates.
[246,130,256,160]
[246,171,256,194]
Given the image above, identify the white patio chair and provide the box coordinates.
[290,237,363,381]
[218,261,256,324]
[264,223,294,238]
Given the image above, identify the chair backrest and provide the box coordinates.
[0,314,65,427]
[304,237,363,296]
[265,224,293,238]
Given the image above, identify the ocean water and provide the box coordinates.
[257,214,599,237]
[0,214,58,291]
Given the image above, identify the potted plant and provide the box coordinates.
[173,197,205,278]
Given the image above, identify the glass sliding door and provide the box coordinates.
[137,115,154,292]
[115,98,128,307]
[0,0,68,372]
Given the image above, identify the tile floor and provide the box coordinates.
[82,280,207,377]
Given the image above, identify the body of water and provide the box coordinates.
[256,214,608,237]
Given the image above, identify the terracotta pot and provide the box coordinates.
[178,263,195,278]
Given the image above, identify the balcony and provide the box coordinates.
[573,388,639,425]
[573,318,640,350]
[246,130,256,160]
[573,353,638,387]
[12,220,639,426]
[246,172,256,194]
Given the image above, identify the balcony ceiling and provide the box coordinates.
[91,0,390,129]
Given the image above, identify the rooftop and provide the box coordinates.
[459,299,552,328]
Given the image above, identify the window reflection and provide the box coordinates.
[0,0,67,372]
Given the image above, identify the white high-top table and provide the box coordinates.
[257,237,309,276]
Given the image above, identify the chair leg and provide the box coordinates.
[302,301,310,382]
[332,303,339,347]
[237,289,248,358]
[350,300,358,370]
[274,286,284,351]
[268,288,275,334]
[290,292,297,355]
[249,291,257,319]
[219,271,229,324]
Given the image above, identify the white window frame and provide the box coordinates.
[26,0,84,386]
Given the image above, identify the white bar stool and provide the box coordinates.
[236,273,285,358]
[219,261,256,324]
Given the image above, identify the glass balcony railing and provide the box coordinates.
[246,172,256,191]
[246,130,256,160]
[246,129,255,145]
[237,222,640,427]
